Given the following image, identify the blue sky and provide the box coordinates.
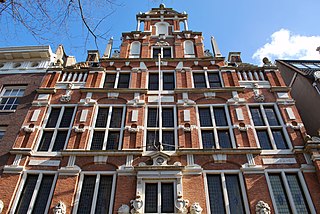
[1,0,320,63]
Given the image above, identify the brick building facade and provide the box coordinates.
[0,4,320,214]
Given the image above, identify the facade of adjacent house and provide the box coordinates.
[276,59,320,137]
[0,4,320,214]
[0,46,55,175]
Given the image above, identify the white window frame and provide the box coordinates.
[73,172,116,214]
[151,46,173,59]
[147,70,175,93]
[0,126,7,140]
[129,41,141,58]
[87,105,126,150]
[247,103,292,154]
[155,22,170,36]
[35,105,77,154]
[183,40,195,58]
[196,104,236,149]
[0,86,26,112]
[203,170,250,214]
[265,169,316,214]
[192,70,223,88]
[142,180,177,214]
[10,171,57,214]
[143,105,178,153]
[102,71,131,89]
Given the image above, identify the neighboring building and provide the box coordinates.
[0,4,320,214]
[276,59,320,137]
[0,46,55,174]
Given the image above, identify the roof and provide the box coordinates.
[276,59,320,79]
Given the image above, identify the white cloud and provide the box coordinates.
[252,29,320,63]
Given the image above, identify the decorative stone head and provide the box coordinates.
[255,200,271,214]
[130,195,143,214]
[0,200,4,213]
[190,202,203,214]
[118,204,130,214]
[53,201,66,214]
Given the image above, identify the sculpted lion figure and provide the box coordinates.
[190,202,203,214]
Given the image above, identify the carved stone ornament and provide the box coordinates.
[175,197,189,213]
[118,204,130,214]
[255,200,271,214]
[73,125,86,133]
[190,202,203,214]
[125,125,142,133]
[155,41,170,47]
[253,89,265,102]
[130,195,143,214]
[21,125,36,133]
[53,201,66,214]
[60,89,72,103]
[0,200,4,214]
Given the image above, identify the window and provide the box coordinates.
[74,174,115,214]
[129,41,141,58]
[206,173,248,214]
[249,105,290,150]
[146,107,176,151]
[148,72,175,91]
[90,106,126,150]
[267,172,314,213]
[0,126,6,140]
[152,47,172,58]
[37,106,75,152]
[184,40,195,58]
[155,22,169,36]
[198,106,234,149]
[13,173,56,214]
[0,86,25,111]
[104,72,130,88]
[193,71,222,88]
[290,63,308,69]
[144,182,175,213]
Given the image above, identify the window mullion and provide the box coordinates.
[48,130,58,152]
[158,182,161,213]
[27,174,43,214]
[261,106,277,149]
[281,172,298,214]
[297,172,316,213]
[90,174,100,214]
[114,72,120,88]
[118,106,126,150]
[103,107,113,150]
[204,71,210,88]
[159,106,163,144]
[224,106,236,148]
[211,107,219,149]
[221,173,231,214]
[173,106,177,150]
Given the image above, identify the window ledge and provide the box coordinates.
[0,110,16,113]
[260,149,294,155]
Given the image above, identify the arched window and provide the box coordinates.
[184,40,195,58]
[155,22,169,35]
[129,41,141,58]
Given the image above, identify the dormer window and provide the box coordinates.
[129,41,141,58]
[155,22,169,36]
[184,40,195,58]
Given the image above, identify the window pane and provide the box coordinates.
[225,175,245,214]
[163,48,171,58]
[146,131,159,151]
[269,174,291,214]
[38,131,54,151]
[106,131,120,150]
[52,131,68,151]
[16,175,38,214]
[46,108,61,128]
[96,108,109,128]
[110,108,123,128]
[149,73,159,90]
[0,131,5,140]
[77,175,96,214]
[193,73,206,88]
[59,107,75,127]
[250,107,265,126]
[33,175,55,214]
[147,108,158,127]
[91,131,105,150]
[257,130,272,149]
[201,131,214,148]
[265,107,279,126]
[199,108,212,127]
[104,74,116,88]
[208,73,221,88]
[286,174,310,213]
[153,48,161,59]
[145,183,158,213]
[207,175,225,214]
[218,130,232,148]
[272,130,288,149]
[163,73,174,90]
[118,73,130,88]
[161,183,174,213]
[162,108,174,127]
[162,131,175,151]
[213,107,227,126]
[95,176,113,214]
